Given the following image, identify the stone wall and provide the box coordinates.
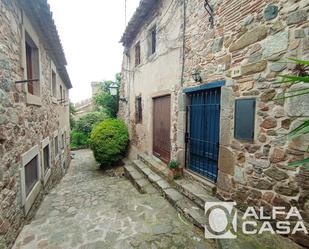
[0,1,71,248]
[182,0,309,246]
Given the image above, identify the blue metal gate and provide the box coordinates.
[185,87,221,182]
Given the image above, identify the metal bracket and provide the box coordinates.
[15,79,39,84]
[204,0,214,27]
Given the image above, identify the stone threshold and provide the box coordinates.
[124,157,302,249]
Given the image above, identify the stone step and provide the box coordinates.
[137,153,216,210]
[132,159,206,230]
[131,159,302,249]
[123,164,157,194]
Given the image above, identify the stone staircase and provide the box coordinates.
[124,153,302,249]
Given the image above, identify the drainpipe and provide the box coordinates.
[180,0,187,87]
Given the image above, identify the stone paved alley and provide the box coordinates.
[12,150,215,249]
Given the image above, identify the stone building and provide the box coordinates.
[74,98,93,118]
[0,0,72,247]
[120,0,309,246]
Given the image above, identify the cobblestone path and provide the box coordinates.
[13,149,216,249]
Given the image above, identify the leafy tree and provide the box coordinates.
[69,102,77,129]
[70,111,107,149]
[275,58,309,170]
[93,74,121,118]
[75,112,107,135]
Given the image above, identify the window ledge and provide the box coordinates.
[24,181,42,215]
[26,93,42,106]
[52,97,58,104]
[148,52,156,61]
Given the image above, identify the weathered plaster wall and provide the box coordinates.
[120,0,184,160]
[183,0,309,245]
[0,0,71,247]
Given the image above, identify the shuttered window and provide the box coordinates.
[25,32,39,96]
[25,156,39,196]
[234,99,256,141]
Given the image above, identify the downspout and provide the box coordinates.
[180,0,186,87]
[181,0,188,170]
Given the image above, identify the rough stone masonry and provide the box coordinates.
[0,0,72,248]
[119,0,309,247]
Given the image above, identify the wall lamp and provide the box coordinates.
[192,70,202,83]
[204,0,214,27]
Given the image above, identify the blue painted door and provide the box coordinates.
[186,88,221,182]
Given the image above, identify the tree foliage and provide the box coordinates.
[93,73,121,118]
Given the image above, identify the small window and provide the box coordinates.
[135,96,142,123]
[43,145,50,175]
[52,70,57,97]
[234,99,256,141]
[25,156,39,196]
[149,26,156,55]
[61,133,65,149]
[135,42,141,66]
[54,136,59,156]
[60,85,63,100]
[25,32,39,96]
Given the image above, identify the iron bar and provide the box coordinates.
[204,0,214,26]
[15,79,39,84]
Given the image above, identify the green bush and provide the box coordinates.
[90,119,129,167]
[70,130,89,149]
[75,112,107,135]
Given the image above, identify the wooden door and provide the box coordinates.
[153,95,171,164]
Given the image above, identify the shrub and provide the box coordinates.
[90,119,129,167]
[70,130,89,149]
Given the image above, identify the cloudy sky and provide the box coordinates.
[48,0,140,103]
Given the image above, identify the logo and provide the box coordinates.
[204,202,237,239]
[204,202,308,239]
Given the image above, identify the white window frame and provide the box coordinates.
[20,145,42,215]
[21,13,42,106]
[41,137,51,185]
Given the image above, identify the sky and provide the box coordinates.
[48,0,140,103]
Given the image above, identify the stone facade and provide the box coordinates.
[119,0,184,159]
[182,0,309,246]
[0,0,72,248]
[120,0,309,246]
[74,98,93,118]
